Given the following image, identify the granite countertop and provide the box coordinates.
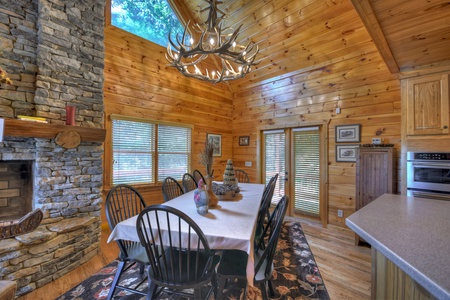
[346,193,450,300]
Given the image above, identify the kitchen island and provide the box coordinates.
[346,193,450,300]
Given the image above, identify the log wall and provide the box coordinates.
[103,26,234,205]
[230,6,402,227]
[102,4,402,228]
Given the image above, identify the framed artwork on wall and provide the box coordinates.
[336,144,359,162]
[335,124,361,142]
[239,136,250,146]
[207,133,222,157]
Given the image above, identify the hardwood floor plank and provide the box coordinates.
[19,217,371,299]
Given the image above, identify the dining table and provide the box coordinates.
[107,182,265,286]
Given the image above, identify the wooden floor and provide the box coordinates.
[19,217,371,300]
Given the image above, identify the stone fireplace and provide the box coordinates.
[0,0,106,297]
[0,160,33,222]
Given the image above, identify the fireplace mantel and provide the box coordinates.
[4,119,106,142]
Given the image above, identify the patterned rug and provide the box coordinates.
[56,221,329,299]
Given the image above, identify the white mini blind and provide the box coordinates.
[157,125,191,181]
[263,130,286,204]
[112,119,155,185]
[112,117,191,185]
[293,127,320,216]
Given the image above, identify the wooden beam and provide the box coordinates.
[350,0,400,74]
[3,119,106,142]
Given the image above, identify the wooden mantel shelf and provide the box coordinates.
[4,119,106,142]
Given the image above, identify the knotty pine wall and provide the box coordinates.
[230,44,401,226]
[102,20,401,229]
[103,26,234,206]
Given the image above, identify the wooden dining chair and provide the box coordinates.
[254,173,279,250]
[215,195,289,300]
[182,172,198,193]
[234,169,250,183]
[161,176,184,202]
[105,184,149,300]
[192,169,206,185]
[136,204,218,299]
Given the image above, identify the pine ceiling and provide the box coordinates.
[172,0,450,89]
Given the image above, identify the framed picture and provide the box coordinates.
[335,124,361,142]
[239,136,250,146]
[336,144,359,162]
[207,133,222,157]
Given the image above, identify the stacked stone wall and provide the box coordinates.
[0,0,105,296]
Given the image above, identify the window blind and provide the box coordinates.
[157,125,191,181]
[112,119,155,185]
[111,117,191,185]
[293,127,320,216]
[263,130,286,204]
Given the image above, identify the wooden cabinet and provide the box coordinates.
[372,249,434,300]
[405,73,449,136]
[355,147,395,244]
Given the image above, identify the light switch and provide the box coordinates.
[336,107,341,114]
[245,161,252,167]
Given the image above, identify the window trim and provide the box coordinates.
[110,114,193,187]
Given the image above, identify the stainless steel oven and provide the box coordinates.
[406,152,450,200]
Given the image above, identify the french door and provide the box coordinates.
[262,125,327,225]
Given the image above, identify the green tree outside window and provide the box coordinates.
[111,0,185,47]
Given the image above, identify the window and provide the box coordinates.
[110,0,186,47]
[262,129,286,204]
[112,116,191,185]
[293,127,320,216]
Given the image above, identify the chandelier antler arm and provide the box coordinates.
[166,0,260,84]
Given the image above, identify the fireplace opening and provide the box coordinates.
[0,160,33,222]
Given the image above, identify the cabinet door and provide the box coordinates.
[406,74,449,135]
[356,149,394,210]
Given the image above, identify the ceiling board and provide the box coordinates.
[173,0,450,90]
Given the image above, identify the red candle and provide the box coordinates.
[66,105,76,125]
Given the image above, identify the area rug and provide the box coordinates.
[56,221,329,300]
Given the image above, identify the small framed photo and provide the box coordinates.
[336,144,359,162]
[335,124,361,142]
[239,136,249,146]
[207,133,222,157]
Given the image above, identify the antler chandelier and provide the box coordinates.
[166,0,259,84]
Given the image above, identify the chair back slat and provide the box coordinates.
[192,169,205,185]
[255,195,289,279]
[105,184,146,258]
[136,205,215,291]
[234,169,250,183]
[254,174,279,249]
[182,173,198,193]
[161,177,184,202]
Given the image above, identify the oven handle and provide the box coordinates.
[409,191,450,201]
[409,162,450,168]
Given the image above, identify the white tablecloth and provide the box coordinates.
[107,182,265,285]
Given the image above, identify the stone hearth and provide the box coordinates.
[0,0,105,297]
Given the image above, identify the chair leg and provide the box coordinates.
[147,281,158,300]
[259,281,269,300]
[107,260,126,300]
[215,276,227,300]
[267,279,278,298]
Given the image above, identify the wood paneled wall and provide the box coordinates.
[230,7,401,227]
[103,26,234,205]
[102,3,402,228]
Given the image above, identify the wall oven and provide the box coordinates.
[406,152,450,200]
